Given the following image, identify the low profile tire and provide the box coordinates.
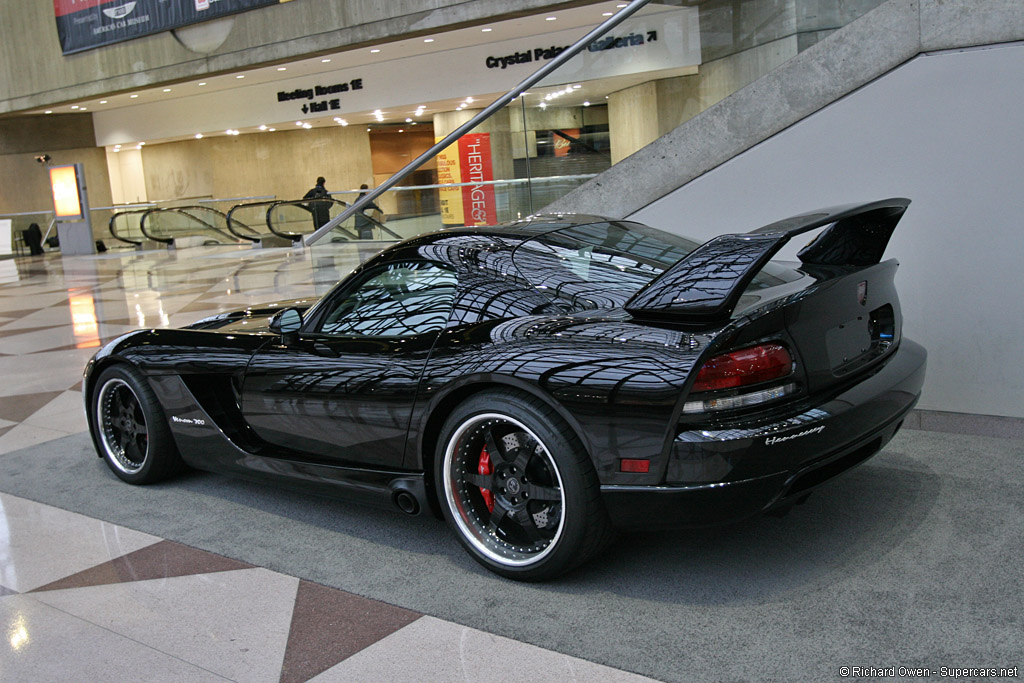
[91,364,183,485]
[435,389,612,581]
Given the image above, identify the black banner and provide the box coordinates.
[54,0,282,56]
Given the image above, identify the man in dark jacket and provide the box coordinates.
[303,177,331,229]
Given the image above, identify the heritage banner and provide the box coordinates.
[53,0,282,55]
[457,133,497,227]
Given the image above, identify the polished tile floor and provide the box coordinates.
[0,247,654,682]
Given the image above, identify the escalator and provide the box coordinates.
[139,206,259,246]
[266,198,401,242]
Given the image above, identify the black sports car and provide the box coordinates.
[84,199,926,580]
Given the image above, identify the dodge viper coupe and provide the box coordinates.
[84,199,926,580]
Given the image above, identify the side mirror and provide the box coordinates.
[269,307,303,335]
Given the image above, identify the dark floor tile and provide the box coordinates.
[30,540,254,592]
[279,580,422,683]
[0,391,65,423]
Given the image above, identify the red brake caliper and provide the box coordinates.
[478,446,494,513]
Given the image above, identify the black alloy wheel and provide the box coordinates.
[91,364,182,484]
[436,389,612,580]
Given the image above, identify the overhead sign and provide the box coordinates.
[53,0,282,55]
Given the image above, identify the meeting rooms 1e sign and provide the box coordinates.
[277,78,365,115]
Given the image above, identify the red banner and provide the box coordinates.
[458,133,497,226]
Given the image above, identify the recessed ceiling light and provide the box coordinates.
[70,105,79,109]
[163,88,171,92]
[302,123,312,129]
[367,127,372,132]
[195,133,203,139]
[277,67,287,71]
[545,16,556,21]
[481,28,492,32]
[616,3,627,7]
[405,118,412,123]
[44,110,53,114]
[583,101,590,107]
[139,141,145,145]
[602,12,613,16]
[113,148,121,152]
[321,58,331,63]
[465,97,474,103]
[130,94,138,98]
[370,48,381,53]
[398,129,404,133]
[236,75,245,79]
[198,82,207,86]
[259,125,267,131]
[99,100,108,104]
[79,107,87,111]
[424,38,434,43]
[296,121,304,126]
[338,119,348,126]
[268,128,276,132]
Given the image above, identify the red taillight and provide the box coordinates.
[692,343,793,392]
[620,458,650,473]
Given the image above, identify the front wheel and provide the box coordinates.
[91,364,183,484]
[435,390,612,580]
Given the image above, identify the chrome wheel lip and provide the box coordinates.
[96,378,147,475]
[443,412,566,568]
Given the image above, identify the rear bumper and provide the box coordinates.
[601,339,926,530]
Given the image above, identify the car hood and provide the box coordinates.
[181,297,318,333]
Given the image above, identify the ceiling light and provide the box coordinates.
[268,128,276,132]
[583,101,590,107]
[465,97,474,103]
[617,3,627,7]
[44,110,53,114]
[99,100,108,104]
[367,127,372,132]
[113,148,121,152]
[423,38,434,43]
[198,82,207,86]
[114,144,121,149]
[70,105,79,109]
[572,84,582,89]
[338,119,348,126]
[370,48,381,53]
[539,102,547,109]
[259,125,267,130]
[277,67,287,71]
[296,121,304,126]
[130,94,139,98]
[481,28,492,32]
[545,16,556,21]
[405,118,412,123]
[321,58,331,63]
[136,145,142,149]
[79,107,87,111]
[398,129,404,133]
[195,133,203,139]
[236,75,245,79]
[138,141,145,145]
[303,123,312,129]
[602,12,613,16]
[163,88,171,92]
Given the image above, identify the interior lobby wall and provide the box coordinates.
[139,126,374,203]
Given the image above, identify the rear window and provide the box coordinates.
[511,220,800,313]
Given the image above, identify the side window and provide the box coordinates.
[319,261,458,337]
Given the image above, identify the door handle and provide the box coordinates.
[312,342,340,358]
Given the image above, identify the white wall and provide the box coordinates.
[631,43,1024,418]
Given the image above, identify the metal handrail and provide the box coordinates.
[330,174,599,194]
[305,0,653,246]
[108,209,150,245]
[139,206,247,245]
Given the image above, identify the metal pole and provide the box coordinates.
[305,0,653,246]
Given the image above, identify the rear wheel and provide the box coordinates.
[436,390,612,580]
[91,364,182,484]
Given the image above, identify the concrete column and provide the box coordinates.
[608,82,660,164]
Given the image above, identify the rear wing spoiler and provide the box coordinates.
[624,198,910,322]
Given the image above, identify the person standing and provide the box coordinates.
[354,184,384,240]
[303,176,331,229]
